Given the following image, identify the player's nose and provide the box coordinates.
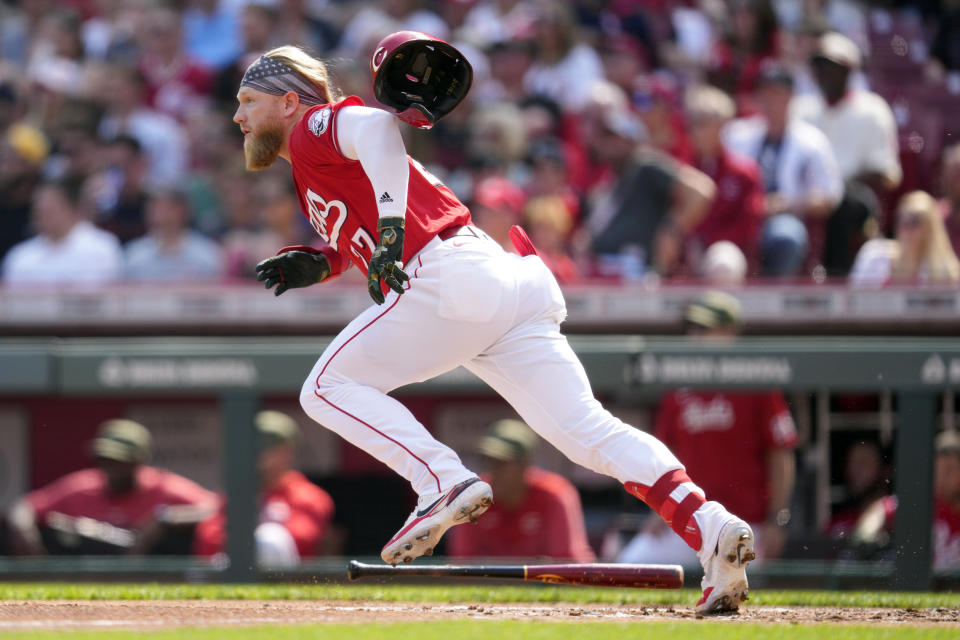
[232,106,244,124]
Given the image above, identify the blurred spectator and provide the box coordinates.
[137,6,213,122]
[183,0,242,72]
[25,9,89,99]
[686,85,765,276]
[708,0,781,110]
[523,3,604,113]
[195,411,336,568]
[448,419,595,561]
[619,292,797,565]
[2,177,122,286]
[934,430,960,571]
[338,0,448,62]
[524,194,579,283]
[96,63,189,187]
[0,120,48,260]
[724,64,843,276]
[471,175,526,253]
[524,136,580,222]
[824,438,895,552]
[123,188,223,281]
[223,172,309,278]
[849,191,960,287]
[7,419,216,556]
[214,2,279,111]
[581,98,714,279]
[83,134,149,244]
[474,39,536,105]
[458,0,538,49]
[597,33,648,98]
[42,104,102,183]
[632,72,693,165]
[939,143,960,258]
[792,31,902,275]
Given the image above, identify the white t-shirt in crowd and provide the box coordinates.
[723,115,844,212]
[2,221,123,285]
[848,238,897,287]
[790,90,901,186]
[524,43,604,112]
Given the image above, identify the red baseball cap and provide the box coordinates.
[472,177,525,217]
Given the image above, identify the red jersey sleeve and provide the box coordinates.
[26,469,100,522]
[192,496,226,557]
[153,469,218,508]
[760,392,798,450]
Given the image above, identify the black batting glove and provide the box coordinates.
[367,216,410,305]
[255,249,331,296]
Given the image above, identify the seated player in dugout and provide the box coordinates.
[6,419,217,555]
[194,411,335,568]
[237,33,756,614]
[617,292,797,566]
[447,419,595,562]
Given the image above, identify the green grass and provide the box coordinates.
[0,583,958,609]
[1,621,958,640]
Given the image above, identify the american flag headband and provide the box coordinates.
[240,55,324,106]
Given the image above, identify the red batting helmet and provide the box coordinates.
[371,30,473,130]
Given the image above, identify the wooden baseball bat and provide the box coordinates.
[347,560,683,589]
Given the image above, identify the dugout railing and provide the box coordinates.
[1,335,958,590]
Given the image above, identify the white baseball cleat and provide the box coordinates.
[695,519,756,616]
[381,477,493,566]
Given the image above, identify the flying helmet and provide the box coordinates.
[371,30,473,129]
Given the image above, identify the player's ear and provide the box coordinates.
[281,91,300,116]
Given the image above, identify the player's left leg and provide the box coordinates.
[299,238,521,564]
[464,254,754,614]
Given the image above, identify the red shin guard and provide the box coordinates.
[625,469,705,551]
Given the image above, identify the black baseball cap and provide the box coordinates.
[684,291,743,330]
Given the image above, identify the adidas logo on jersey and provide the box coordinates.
[379,192,394,204]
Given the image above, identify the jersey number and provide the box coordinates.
[305,189,376,268]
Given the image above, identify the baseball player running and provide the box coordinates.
[236,33,755,614]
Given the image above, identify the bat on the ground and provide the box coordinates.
[347,560,684,589]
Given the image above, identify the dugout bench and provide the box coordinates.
[0,336,957,589]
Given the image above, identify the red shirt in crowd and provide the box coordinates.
[288,97,471,278]
[194,470,333,559]
[691,149,765,272]
[27,466,216,530]
[447,467,595,562]
[655,390,797,523]
[934,498,960,570]
[139,55,214,122]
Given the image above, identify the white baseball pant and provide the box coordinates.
[299,229,687,498]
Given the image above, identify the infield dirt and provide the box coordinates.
[0,600,958,631]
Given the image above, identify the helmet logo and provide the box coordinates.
[372,47,387,72]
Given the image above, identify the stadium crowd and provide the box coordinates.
[1,0,959,287]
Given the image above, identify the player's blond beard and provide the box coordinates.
[244,121,285,170]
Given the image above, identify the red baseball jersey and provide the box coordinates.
[655,390,797,523]
[288,97,471,276]
[447,467,595,562]
[27,466,216,530]
[194,470,334,559]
